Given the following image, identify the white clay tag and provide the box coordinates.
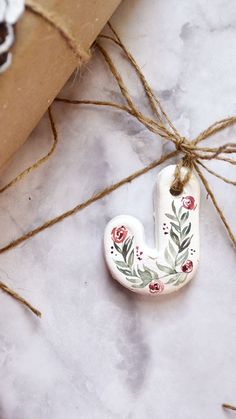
[104,165,200,295]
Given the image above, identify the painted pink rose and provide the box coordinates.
[182,196,196,210]
[149,280,164,294]
[111,226,128,244]
[181,260,193,273]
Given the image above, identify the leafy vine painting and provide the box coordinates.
[110,196,197,294]
[104,165,200,295]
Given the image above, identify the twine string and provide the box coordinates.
[0,280,41,317]
[223,404,236,411]
[0,108,57,194]
[55,29,236,247]
[0,108,59,317]
[25,0,90,62]
[0,148,178,254]
[0,22,235,326]
[0,0,90,318]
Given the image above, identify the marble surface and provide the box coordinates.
[0,0,236,418]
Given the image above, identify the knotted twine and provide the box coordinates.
[1,19,236,313]
[0,7,235,412]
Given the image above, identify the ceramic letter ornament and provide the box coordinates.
[104,165,200,295]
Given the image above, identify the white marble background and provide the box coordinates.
[0,0,235,418]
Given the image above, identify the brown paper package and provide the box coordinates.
[0,0,122,169]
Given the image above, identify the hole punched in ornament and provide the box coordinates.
[170,152,194,196]
[104,164,200,295]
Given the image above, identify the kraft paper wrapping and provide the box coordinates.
[0,0,122,169]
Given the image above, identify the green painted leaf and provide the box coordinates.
[156,263,176,274]
[123,236,130,246]
[122,236,134,261]
[126,236,134,254]
[116,266,132,276]
[169,241,177,258]
[176,249,189,266]
[173,273,188,286]
[114,242,122,254]
[182,222,191,237]
[181,211,189,224]
[165,273,182,284]
[165,213,177,221]
[137,268,153,286]
[141,278,153,287]
[115,261,127,268]
[172,200,177,215]
[137,267,152,281]
[125,276,141,284]
[170,228,180,247]
[128,249,134,266]
[181,237,190,248]
[182,226,188,236]
[186,222,191,235]
[178,205,183,218]
[122,237,130,259]
[170,222,180,232]
[132,280,151,288]
[179,235,193,252]
[143,265,158,279]
[165,247,174,266]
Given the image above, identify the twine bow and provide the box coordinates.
[0,20,234,320]
[57,23,236,247]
